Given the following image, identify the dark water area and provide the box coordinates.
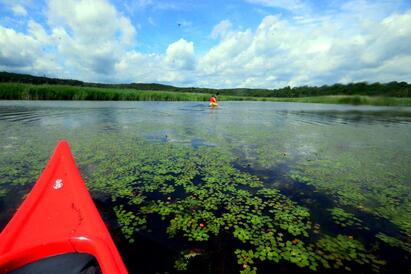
[0,101,410,274]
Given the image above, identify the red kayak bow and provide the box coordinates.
[0,140,128,273]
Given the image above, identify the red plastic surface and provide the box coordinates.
[0,140,128,273]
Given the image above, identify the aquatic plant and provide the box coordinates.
[113,205,146,243]
[376,233,411,254]
[311,235,385,272]
[74,136,388,272]
[1,102,409,273]
[328,207,365,229]
[289,133,411,240]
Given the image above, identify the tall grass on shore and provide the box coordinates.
[262,95,411,107]
[0,83,216,101]
[1,83,410,106]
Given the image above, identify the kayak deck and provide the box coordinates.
[0,140,127,273]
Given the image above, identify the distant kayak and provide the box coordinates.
[0,140,127,274]
[209,102,218,107]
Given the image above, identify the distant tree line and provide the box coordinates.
[0,71,409,97]
[0,71,84,86]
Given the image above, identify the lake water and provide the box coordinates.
[0,101,410,273]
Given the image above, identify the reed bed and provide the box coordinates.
[1,83,410,106]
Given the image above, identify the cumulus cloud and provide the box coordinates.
[115,51,163,82]
[0,0,139,82]
[114,49,195,84]
[0,24,61,76]
[45,0,136,80]
[165,38,196,70]
[196,10,411,88]
[200,29,253,75]
[0,0,411,88]
[0,26,38,68]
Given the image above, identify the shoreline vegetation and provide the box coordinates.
[1,83,410,107]
[0,72,410,106]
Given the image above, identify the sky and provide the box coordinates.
[0,0,411,88]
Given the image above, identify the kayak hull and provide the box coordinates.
[0,140,127,273]
[209,102,218,107]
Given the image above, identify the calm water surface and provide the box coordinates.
[0,101,410,273]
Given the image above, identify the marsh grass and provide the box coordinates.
[260,95,411,106]
[0,83,213,101]
[1,83,410,106]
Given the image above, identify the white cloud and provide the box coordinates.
[28,20,50,44]
[200,30,253,75]
[339,0,404,20]
[211,20,232,39]
[0,24,61,76]
[44,0,136,80]
[0,0,411,88]
[11,4,27,16]
[165,38,196,70]
[244,0,310,12]
[114,51,163,82]
[112,39,197,85]
[0,26,39,68]
[48,0,135,45]
[197,10,411,88]
[114,48,196,85]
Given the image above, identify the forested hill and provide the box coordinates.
[1,71,409,98]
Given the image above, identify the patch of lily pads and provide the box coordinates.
[72,135,388,273]
[328,207,366,229]
[1,104,410,273]
[376,233,411,254]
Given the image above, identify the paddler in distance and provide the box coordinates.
[209,94,218,107]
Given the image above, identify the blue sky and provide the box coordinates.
[1,0,411,88]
